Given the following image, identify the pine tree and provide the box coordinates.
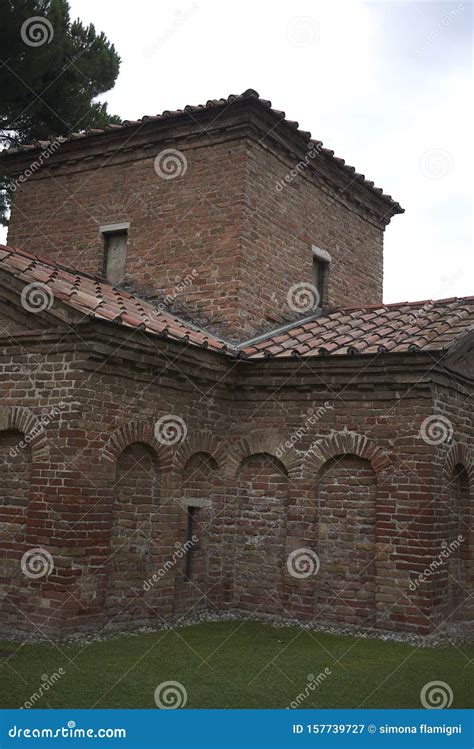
[0,0,121,224]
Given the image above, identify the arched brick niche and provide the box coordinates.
[232,453,289,614]
[104,442,160,624]
[0,429,32,629]
[100,419,172,472]
[299,429,392,481]
[443,443,473,484]
[284,430,392,628]
[227,433,293,479]
[173,432,226,477]
[0,406,50,463]
[313,454,377,626]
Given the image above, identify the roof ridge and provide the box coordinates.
[0,89,402,212]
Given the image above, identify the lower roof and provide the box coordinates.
[0,244,472,360]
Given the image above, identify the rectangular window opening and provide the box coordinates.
[101,227,128,284]
[312,257,326,307]
[184,507,197,581]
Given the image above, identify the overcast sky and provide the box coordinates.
[6,0,473,302]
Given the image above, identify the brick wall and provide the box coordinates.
[2,324,470,638]
[5,109,394,340]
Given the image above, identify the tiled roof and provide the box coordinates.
[240,299,474,359]
[0,89,402,214]
[1,244,472,360]
[0,244,229,353]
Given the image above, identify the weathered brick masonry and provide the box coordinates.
[0,90,472,637]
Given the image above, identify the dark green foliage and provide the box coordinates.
[0,0,121,224]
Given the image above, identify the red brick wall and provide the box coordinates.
[315,455,376,625]
[105,443,159,623]
[0,333,471,637]
[0,431,30,628]
[232,454,288,613]
[6,128,388,340]
[240,144,384,334]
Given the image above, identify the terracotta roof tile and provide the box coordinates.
[0,244,230,354]
[241,299,474,359]
[1,244,472,360]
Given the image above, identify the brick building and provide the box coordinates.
[0,89,472,637]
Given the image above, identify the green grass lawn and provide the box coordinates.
[0,621,472,709]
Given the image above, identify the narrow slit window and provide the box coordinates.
[311,245,331,307]
[184,507,197,581]
[102,228,128,283]
[312,257,325,306]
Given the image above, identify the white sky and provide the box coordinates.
[5,0,473,302]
